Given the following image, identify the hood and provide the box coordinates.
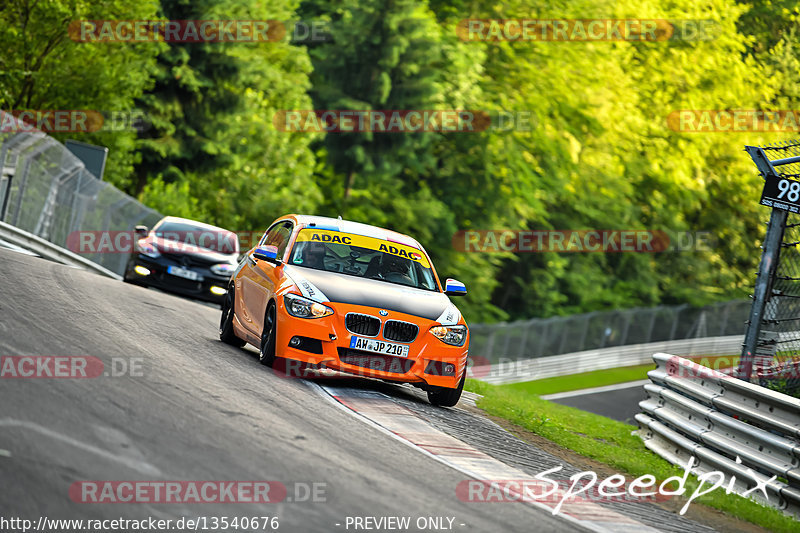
[151,236,237,264]
[284,265,459,323]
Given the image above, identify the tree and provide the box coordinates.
[0,0,161,188]
[136,0,321,231]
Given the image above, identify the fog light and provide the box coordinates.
[133,265,150,276]
[210,286,227,296]
[444,363,455,375]
[290,336,302,347]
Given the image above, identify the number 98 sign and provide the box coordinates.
[760,175,800,213]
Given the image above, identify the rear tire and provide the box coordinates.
[219,284,246,347]
[259,303,277,366]
[427,369,465,407]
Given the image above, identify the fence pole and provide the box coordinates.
[740,145,788,381]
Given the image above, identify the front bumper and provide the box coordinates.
[125,254,231,304]
[274,300,469,389]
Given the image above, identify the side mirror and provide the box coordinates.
[134,225,148,238]
[253,245,280,264]
[444,278,467,296]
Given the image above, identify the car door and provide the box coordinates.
[236,220,293,336]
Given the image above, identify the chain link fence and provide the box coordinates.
[0,111,162,276]
[742,141,800,397]
[469,299,750,365]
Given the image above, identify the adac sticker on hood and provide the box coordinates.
[436,303,461,326]
[283,265,329,302]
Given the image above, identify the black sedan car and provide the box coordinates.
[123,216,239,305]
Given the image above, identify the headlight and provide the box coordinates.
[430,325,467,346]
[284,293,334,319]
[137,239,160,258]
[210,263,235,276]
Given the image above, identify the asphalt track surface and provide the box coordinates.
[0,248,715,533]
[548,386,647,425]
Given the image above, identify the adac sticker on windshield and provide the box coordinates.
[296,229,430,268]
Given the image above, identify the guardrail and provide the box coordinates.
[0,220,122,280]
[636,353,800,519]
[472,336,742,384]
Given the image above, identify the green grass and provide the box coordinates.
[465,378,798,532]
[499,364,655,396]
[499,355,742,397]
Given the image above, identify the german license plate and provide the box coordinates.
[349,336,409,358]
[167,265,202,281]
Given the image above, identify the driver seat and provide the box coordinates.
[364,256,381,278]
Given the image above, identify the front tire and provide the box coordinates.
[219,284,246,347]
[122,258,143,285]
[259,303,277,366]
[427,369,466,407]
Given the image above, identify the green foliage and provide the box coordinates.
[9,0,800,323]
[134,0,320,231]
[0,0,162,188]
[448,0,788,318]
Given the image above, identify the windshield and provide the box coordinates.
[289,229,438,291]
[153,221,239,254]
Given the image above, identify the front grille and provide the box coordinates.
[383,320,418,342]
[345,313,380,336]
[162,252,216,267]
[157,272,201,292]
[337,349,414,374]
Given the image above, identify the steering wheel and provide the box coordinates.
[343,251,362,274]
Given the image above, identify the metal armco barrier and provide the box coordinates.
[636,352,800,519]
[0,220,121,280]
[472,335,743,384]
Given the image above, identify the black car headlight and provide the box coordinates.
[210,263,235,276]
[137,239,160,258]
[430,325,467,346]
[284,293,334,319]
